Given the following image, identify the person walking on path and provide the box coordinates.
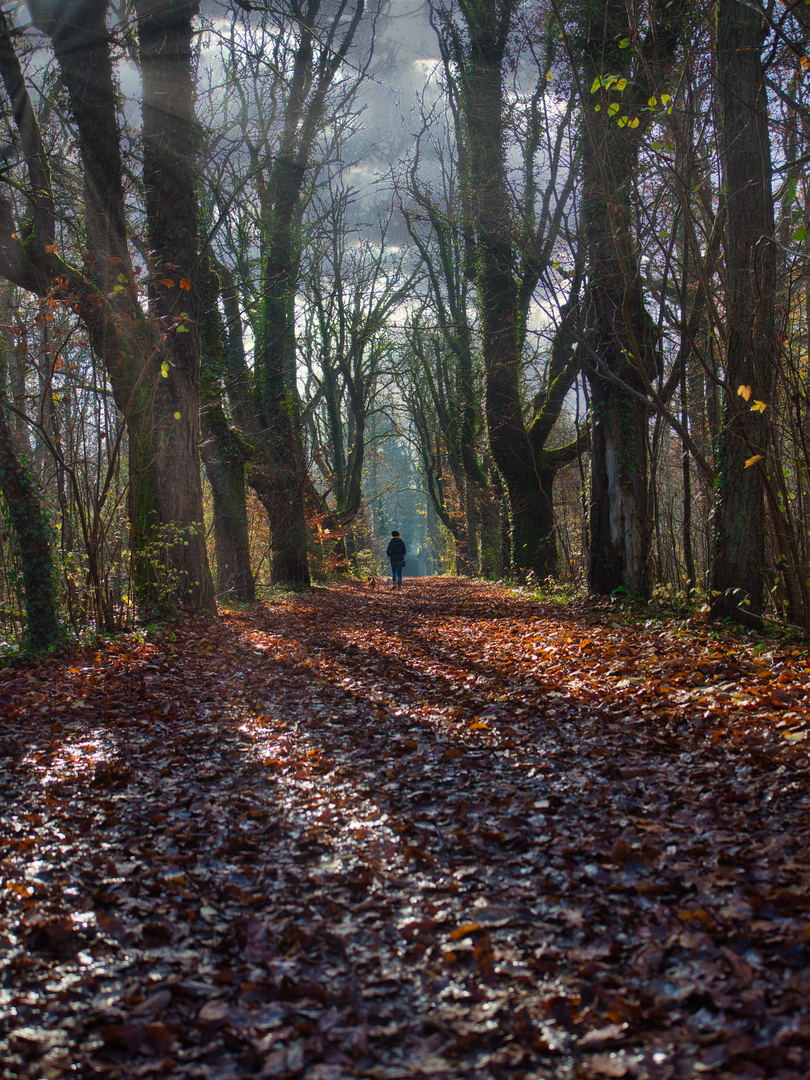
[386,531,407,589]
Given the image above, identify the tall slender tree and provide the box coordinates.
[709,0,775,625]
[576,0,680,598]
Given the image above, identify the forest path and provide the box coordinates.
[2,578,810,1080]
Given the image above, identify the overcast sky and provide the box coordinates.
[323,0,442,212]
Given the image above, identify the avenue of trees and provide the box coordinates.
[0,0,809,648]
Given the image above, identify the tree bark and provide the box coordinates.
[586,370,649,595]
[201,438,255,603]
[199,260,255,602]
[134,0,215,613]
[709,0,774,625]
[579,0,678,597]
[0,389,58,649]
[254,158,311,585]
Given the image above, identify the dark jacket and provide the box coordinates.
[386,536,407,565]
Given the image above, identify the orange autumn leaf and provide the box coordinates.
[179,278,192,291]
[160,278,175,289]
[449,923,482,940]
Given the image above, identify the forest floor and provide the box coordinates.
[2,578,810,1080]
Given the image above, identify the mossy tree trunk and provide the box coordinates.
[0,390,58,650]
[256,157,311,586]
[133,0,215,613]
[579,0,679,597]
[201,436,255,603]
[199,261,255,602]
[709,0,775,626]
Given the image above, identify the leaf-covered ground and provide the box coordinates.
[2,578,810,1080]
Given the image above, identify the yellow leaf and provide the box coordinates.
[449,923,482,940]
[737,384,752,401]
[744,455,763,468]
[751,399,767,413]
[470,721,489,731]
[173,411,181,420]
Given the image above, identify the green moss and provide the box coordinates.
[0,406,60,651]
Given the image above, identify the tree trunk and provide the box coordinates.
[203,449,255,603]
[680,306,697,591]
[510,467,556,580]
[256,157,311,586]
[587,372,649,595]
[252,469,311,586]
[199,260,255,603]
[445,0,563,578]
[478,485,502,579]
[580,0,668,597]
[135,0,215,614]
[0,390,58,649]
[200,381,255,604]
[709,0,774,625]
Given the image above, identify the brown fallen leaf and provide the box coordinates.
[4,580,810,1080]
